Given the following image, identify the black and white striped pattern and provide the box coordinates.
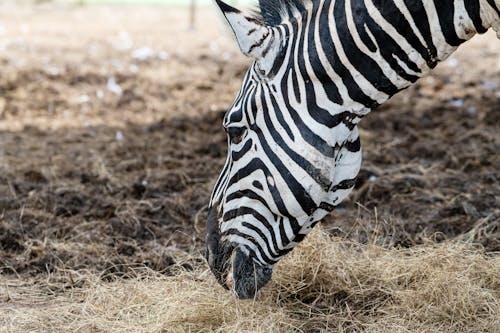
[210,0,500,267]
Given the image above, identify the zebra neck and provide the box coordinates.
[422,0,500,61]
[266,0,500,122]
[293,0,500,109]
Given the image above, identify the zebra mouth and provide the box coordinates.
[226,247,273,299]
[205,207,272,298]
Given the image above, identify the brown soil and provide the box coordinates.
[0,2,499,281]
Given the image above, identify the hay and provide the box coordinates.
[1,227,499,333]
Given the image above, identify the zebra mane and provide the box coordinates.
[256,0,311,26]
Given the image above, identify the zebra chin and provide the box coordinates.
[205,207,273,299]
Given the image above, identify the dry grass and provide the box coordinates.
[1,227,498,333]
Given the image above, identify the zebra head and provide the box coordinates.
[206,0,364,299]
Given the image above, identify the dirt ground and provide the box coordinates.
[0,1,499,296]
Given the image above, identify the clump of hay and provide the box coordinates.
[2,227,499,332]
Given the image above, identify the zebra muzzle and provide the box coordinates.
[205,207,272,298]
[227,247,273,299]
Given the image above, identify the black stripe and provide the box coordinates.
[268,26,288,76]
[277,216,292,252]
[216,0,239,14]
[306,0,343,104]
[241,221,281,257]
[465,0,488,33]
[433,0,466,46]
[247,31,269,55]
[210,151,231,205]
[403,0,438,68]
[319,201,336,211]
[286,20,302,104]
[344,136,361,152]
[289,20,302,105]
[222,206,281,258]
[263,92,332,191]
[294,232,306,243]
[255,123,318,215]
[330,178,357,192]
[486,0,500,16]
[244,81,257,122]
[225,228,277,263]
[252,180,263,190]
[248,83,258,121]
[371,0,433,70]
[264,82,295,140]
[280,70,338,158]
[228,110,243,123]
[226,189,273,215]
[226,158,302,234]
[319,0,378,108]
[225,71,251,125]
[243,244,276,265]
[334,0,400,95]
[261,30,275,58]
[353,11,377,53]
[231,139,253,161]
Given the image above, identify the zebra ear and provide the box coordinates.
[215,0,277,63]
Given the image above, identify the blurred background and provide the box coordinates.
[0,0,254,131]
[0,0,498,279]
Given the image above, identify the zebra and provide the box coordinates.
[205,0,500,299]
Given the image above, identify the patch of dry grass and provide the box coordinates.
[1,227,499,333]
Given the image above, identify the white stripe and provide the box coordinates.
[303,2,344,114]
[393,0,429,48]
[480,0,500,31]
[281,217,296,244]
[226,220,278,259]
[328,0,388,104]
[421,0,457,60]
[210,152,231,205]
[454,0,477,39]
[225,234,267,264]
[313,0,368,114]
[363,0,428,80]
[346,0,415,87]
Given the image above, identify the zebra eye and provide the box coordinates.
[226,126,246,144]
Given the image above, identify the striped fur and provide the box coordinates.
[207,0,500,297]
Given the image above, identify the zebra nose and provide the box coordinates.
[206,207,272,298]
[229,247,273,299]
